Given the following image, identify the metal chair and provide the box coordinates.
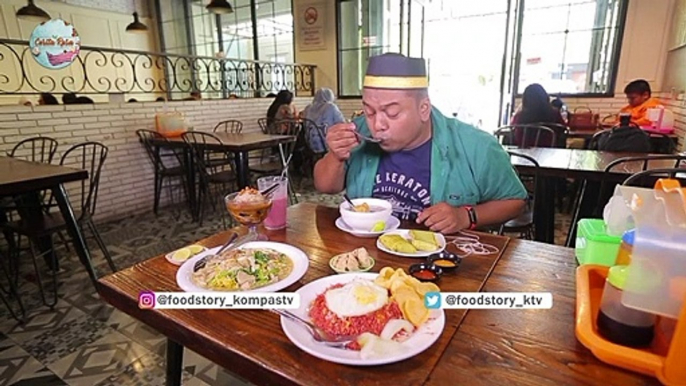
[648,132,677,154]
[498,151,539,240]
[9,136,58,163]
[566,154,686,247]
[623,168,686,187]
[136,130,186,215]
[2,142,117,307]
[494,125,557,148]
[213,120,243,134]
[250,119,301,204]
[181,132,235,227]
[4,136,62,292]
[300,118,327,177]
[257,118,269,134]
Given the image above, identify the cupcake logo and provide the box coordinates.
[29,19,81,70]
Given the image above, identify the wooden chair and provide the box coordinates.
[136,130,186,215]
[498,151,539,240]
[494,125,557,148]
[213,120,243,134]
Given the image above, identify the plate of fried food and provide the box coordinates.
[377,229,445,258]
[279,267,444,365]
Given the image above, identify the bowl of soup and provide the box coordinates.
[339,198,393,232]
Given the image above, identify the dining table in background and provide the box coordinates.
[149,132,296,221]
[97,203,511,386]
[0,156,98,284]
[509,148,683,244]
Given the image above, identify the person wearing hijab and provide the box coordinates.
[302,88,345,152]
[266,90,298,131]
[510,83,565,147]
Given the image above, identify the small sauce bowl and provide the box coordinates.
[427,251,461,272]
[409,263,443,282]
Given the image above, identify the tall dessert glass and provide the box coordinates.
[225,188,273,241]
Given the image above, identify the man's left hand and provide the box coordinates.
[416,202,470,234]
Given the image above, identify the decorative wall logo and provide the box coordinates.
[29,19,81,70]
[304,7,318,25]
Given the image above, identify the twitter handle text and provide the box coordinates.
[138,291,300,310]
[424,292,553,309]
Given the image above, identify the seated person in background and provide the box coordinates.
[510,83,566,147]
[18,97,33,106]
[62,92,77,104]
[39,93,59,105]
[156,96,166,102]
[302,88,345,153]
[75,96,94,104]
[266,90,298,132]
[619,79,661,126]
[127,98,138,103]
[314,53,526,233]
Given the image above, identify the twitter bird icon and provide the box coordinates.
[424,292,441,309]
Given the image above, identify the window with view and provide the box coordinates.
[337,0,425,97]
[517,0,627,95]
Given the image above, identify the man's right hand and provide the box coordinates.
[326,122,360,162]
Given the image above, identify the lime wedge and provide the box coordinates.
[188,245,204,255]
[371,221,386,232]
[172,248,192,261]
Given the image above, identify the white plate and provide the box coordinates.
[376,229,446,258]
[280,272,445,366]
[335,216,400,238]
[176,241,309,293]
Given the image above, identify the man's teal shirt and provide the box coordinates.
[345,107,527,207]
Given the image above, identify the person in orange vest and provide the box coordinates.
[619,79,662,126]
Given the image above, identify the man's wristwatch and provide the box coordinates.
[463,206,478,230]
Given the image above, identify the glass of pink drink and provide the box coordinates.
[257,176,288,230]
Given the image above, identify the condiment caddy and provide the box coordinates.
[575,179,686,385]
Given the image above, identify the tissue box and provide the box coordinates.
[575,219,622,266]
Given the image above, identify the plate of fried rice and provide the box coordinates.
[279,272,445,365]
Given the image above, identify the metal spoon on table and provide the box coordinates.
[271,309,356,349]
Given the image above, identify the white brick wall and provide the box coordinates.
[0,97,311,222]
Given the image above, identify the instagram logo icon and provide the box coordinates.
[138,291,155,309]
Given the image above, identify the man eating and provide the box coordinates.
[314,53,526,234]
[618,79,662,127]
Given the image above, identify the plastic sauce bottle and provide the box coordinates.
[597,265,656,347]
[614,229,634,266]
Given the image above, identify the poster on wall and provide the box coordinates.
[297,1,327,51]
[29,19,80,70]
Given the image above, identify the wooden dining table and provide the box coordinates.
[97,203,511,386]
[96,203,657,386]
[426,238,659,386]
[508,148,684,244]
[148,132,295,220]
